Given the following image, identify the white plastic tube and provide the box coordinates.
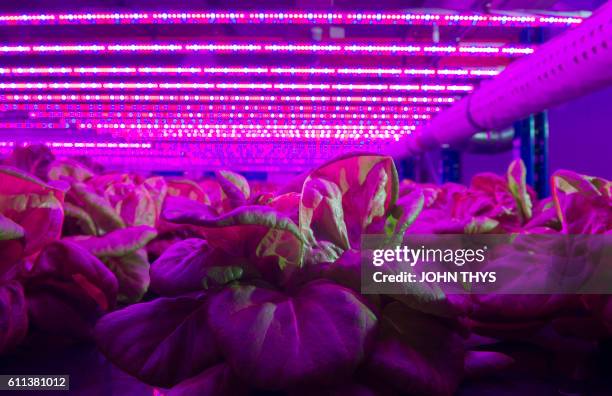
[401,1,612,155]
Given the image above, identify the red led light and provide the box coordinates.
[0,141,150,149]
[102,124,417,142]
[1,103,442,114]
[0,43,534,57]
[26,111,433,122]
[0,94,456,105]
[0,81,474,93]
[0,121,69,129]
[0,66,503,78]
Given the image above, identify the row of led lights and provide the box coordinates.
[0,141,150,148]
[0,66,503,77]
[0,43,534,56]
[0,121,69,128]
[96,123,417,130]
[0,122,416,142]
[0,12,582,26]
[1,94,456,104]
[32,111,433,121]
[75,118,429,129]
[113,129,412,141]
[0,120,417,131]
[107,130,414,142]
[0,81,474,92]
[0,140,397,152]
[2,103,442,113]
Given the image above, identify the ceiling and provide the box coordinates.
[0,0,601,172]
[0,0,604,12]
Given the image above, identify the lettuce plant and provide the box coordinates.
[1,146,611,395]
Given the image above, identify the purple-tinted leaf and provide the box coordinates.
[88,173,166,228]
[507,159,533,222]
[6,144,54,180]
[67,226,156,303]
[300,177,349,249]
[167,179,209,203]
[0,281,28,354]
[0,239,24,279]
[0,215,25,277]
[463,350,514,378]
[556,193,611,234]
[70,181,125,233]
[26,280,104,340]
[0,213,24,241]
[366,302,464,396]
[256,226,305,272]
[70,155,104,173]
[459,172,526,230]
[105,249,150,303]
[26,240,118,311]
[47,158,94,182]
[208,280,377,389]
[552,170,603,197]
[215,170,250,208]
[63,202,97,235]
[24,240,118,340]
[198,179,227,213]
[168,364,248,396]
[0,167,65,256]
[167,204,301,235]
[300,154,398,248]
[68,225,157,258]
[268,192,301,223]
[165,204,305,269]
[150,238,241,296]
[151,238,212,296]
[117,185,158,228]
[146,233,194,263]
[551,171,611,234]
[95,295,220,388]
[303,240,344,267]
[162,196,219,225]
[463,216,500,234]
[524,197,560,231]
[319,249,362,292]
[386,190,424,237]
[142,176,168,225]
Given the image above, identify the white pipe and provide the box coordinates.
[399,1,612,156]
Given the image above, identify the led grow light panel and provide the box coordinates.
[0,11,583,27]
[0,82,475,93]
[0,6,561,172]
[0,43,535,56]
[0,66,504,77]
[0,94,457,104]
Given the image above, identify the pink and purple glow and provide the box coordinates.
[0,67,503,78]
[0,82,475,93]
[0,94,457,104]
[0,12,583,27]
[0,5,555,161]
[1,103,442,114]
[0,43,534,56]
